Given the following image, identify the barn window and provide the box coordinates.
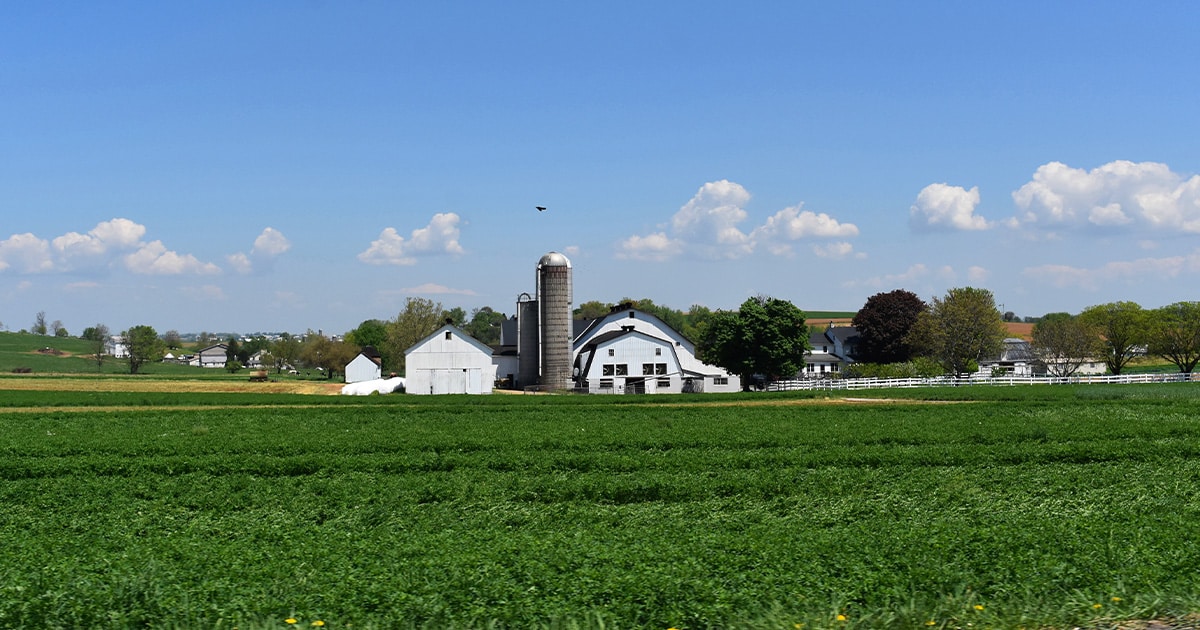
[655,363,667,375]
[655,347,661,356]
[607,348,615,356]
[445,331,453,340]
[628,312,635,318]
[643,363,654,375]
[602,364,615,376]
[657,378,671,387]
[713,377,728,385]
[615,364,628,376]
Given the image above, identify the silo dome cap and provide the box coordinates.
[538,251,572,267]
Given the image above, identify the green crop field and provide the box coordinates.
[2,385,1199,629]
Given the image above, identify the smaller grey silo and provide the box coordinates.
[516,292,539,389]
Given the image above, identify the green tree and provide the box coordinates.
[574,300,613,320]
[698,296,809,390]
[852,289,927,364]
[32,311,47,335]
[162,330,182,349]
[1031,313,1103,377]
[82,323,110,370]
[345,319,388,350]
[384,297,446,375]
[464,307,507,346]
[300,332,357,379]
[1149,301,1200,373]
[908,287,1006,375]
[446,307,467,328]
[269,334,301,374]
[1078,301,1147,375]
[122,325,163,375]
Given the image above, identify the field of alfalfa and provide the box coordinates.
[2,378,1200,629]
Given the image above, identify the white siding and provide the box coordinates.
[345,354,382,383]
[406,326,497,395]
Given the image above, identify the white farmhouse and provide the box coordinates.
[803,323,860,377]
[572,306,741,393]
[405,324,497,395]
[344,346,383,384]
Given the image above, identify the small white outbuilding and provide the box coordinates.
[345,346,383,383]
[404,324,496,395]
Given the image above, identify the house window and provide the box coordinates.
[615,364,628,376]
[643,363,655,375]
[607,348,615,356]
[832,364,839,372]
[655,363,667,375]
[713,376,728,385]
[602,364,615,376]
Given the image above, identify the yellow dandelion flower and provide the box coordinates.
[311,622,325,628]
[285,619,297,625]
[795,624,804,629]
[1092,603,1103,609]
[926,621,936,626]
[1111,596,1122,602]
[836,614,847,622]
[973,604,985,611]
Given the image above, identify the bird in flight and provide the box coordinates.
[536,206,546,212]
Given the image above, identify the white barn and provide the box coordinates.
[572,306,741,394]
[405,324,497,395]
[195,343,229,368]
[345,346,383,383]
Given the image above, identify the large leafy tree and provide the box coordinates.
[698,296,809,389]
[268,333,301,374]
[300,332,358,379]
[463,307,507,346]
[345,319,390,364]
[82,323,110,370]
[852,289,927,364]
[1078,301,1147,375]
[908,287,1006,375]
[1149,301,1200,373]
[1031,313,1103,377]
[122,325,163,375]
[384,297,447,374]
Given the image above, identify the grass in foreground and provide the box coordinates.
[1,385,1198,628]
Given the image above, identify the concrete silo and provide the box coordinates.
[515,292,540,389]
[536,251,573,390]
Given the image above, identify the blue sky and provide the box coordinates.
[3,3,1199,335]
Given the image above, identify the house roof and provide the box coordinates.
[403,324,494,357]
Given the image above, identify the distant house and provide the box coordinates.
[803,323,860,377]
[345,346,383,384]
[196,343,229,368]
[977,338,1038,376]
[571,306,740,394]
[106,336,129,359]
[405,325,497,395]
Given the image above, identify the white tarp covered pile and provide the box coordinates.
[340,377,406,396]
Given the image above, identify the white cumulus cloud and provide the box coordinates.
[0,233,55,273]
[910,183,990,231]
[1012,160,1200,233]
[124,241,220,275]
[620,180,860,261]
[359,213,465,266]
[230,227,292,274]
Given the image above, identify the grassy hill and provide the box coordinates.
[0,331,213,377]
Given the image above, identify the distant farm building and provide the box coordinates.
[344,346,383,383]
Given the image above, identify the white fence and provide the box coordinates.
[768,372,1200,392]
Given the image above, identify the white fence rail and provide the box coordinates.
[767,372,1200,392]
